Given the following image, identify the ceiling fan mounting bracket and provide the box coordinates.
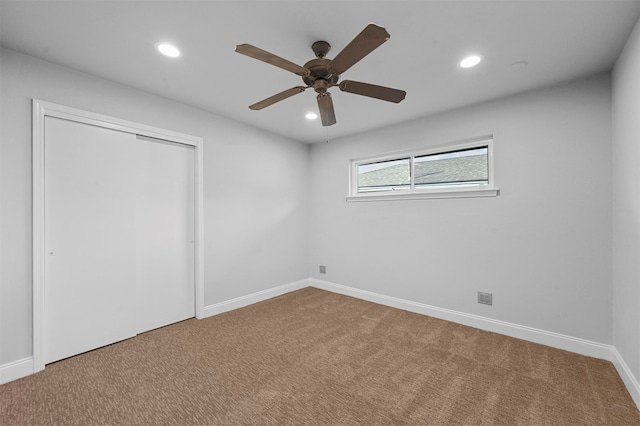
[311,41,331,58]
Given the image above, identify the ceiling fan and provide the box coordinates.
[235,23,406,126]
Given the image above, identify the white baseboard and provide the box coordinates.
[310,279,613,360]
[201,278,309,318]
[611,347,640,410]
[0,357,34,385]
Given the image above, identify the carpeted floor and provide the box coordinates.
[1,287,638,425]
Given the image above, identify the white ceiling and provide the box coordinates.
[1,0,639,143]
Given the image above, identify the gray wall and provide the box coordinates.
[0,48,310,365]
[309,73,613,344]
[613,17,640,386]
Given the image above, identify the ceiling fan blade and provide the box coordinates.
[328,23,390,76]
[249,86,307,110]
[317,93,336,126]
[339,80,406,103]
[236,44,310,77]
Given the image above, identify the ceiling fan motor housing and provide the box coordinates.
[304,40,339,93]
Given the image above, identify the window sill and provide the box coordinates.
[346,187,500,202]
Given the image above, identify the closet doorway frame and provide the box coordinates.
[32,99,205,373]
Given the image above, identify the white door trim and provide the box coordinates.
[32,99,205,373]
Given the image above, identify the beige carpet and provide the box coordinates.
[1,287,638,425]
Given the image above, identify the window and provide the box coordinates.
[414,146,488,188]
[357,158,411,193]
[348,136,499,201]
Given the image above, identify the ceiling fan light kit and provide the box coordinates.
[235,23,406,127]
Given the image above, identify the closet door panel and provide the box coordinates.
[44,117,138,364]
[135,137,195,333]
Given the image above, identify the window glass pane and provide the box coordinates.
[357,158,410,193]
[414,146,488,188]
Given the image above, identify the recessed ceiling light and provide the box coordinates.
[305,112,318,120]
[155,42,182,58]
[458,55,482,68]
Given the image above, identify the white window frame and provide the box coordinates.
[347,135,499,202]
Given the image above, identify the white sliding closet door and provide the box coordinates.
[44,117,138,364]
[135,136,195,333]
[44,117,195,365]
